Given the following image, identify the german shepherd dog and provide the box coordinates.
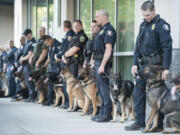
[61,68,86,114]
[0,72,8,97]
[139,65,180,134]
[47,73,65,107]
[109,73,134,122]
[13,68,29,100]
[29,67,48,104]
[77,67,101,116]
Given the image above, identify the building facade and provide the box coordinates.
[12,0,180,80]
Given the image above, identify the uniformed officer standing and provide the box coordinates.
[83,20,100,67]
[62,20,88,78]
[20,29,36,102]
[4,40,17,97]
[29,27,48,70]
[55,20,75,109]
[91,10,116,122]
[125,1,172,131]
[11,35,26,100]
[43,35,61,106]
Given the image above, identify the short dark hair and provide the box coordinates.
[141,0,155,11]
[63,20,72,29]
[74,20,83,26]
[44,35,53,41]
[23,28,32,36]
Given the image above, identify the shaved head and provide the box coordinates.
[39,27,46,38]
[95,9,109,26]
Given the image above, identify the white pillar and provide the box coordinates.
[14,0,27,47]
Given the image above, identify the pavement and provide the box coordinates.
[0,98,174,135]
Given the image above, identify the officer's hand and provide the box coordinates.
[162,70,169,80]
[98,65,104,74]
[10,66,14,71]
[20,57,24,64]
[62,55,67,64]
[131,65,138,77]
[35,62,40,68]
[29,58,33,65]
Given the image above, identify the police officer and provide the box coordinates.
[29,27,48,70]
[62,20,88,78]
[11,35,26,100]
[83,20,100,67]
[4,40,17,97]
[125,1,172,131]
[20,29,36,102]
[91,10,116,122]
[43,35,61,106]
[55,20,75,109]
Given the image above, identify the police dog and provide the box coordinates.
[0,72,9,97]
[139,65,180,134]
[61,68,86,114]
[13,68,29,100]
[109,73,134,122]
[77,67,101,116]
[29,67,48,104]
[47,73,65,107]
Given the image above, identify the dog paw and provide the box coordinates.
[142,129,149,133]
[80,113,85,116]
[120,120,125,123]
[111,119,116,122]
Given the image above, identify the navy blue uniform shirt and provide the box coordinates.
[93,22,116,59]
[66,30,88,59]
[57,30,75,59]
[134,15,172,69]
[6,47,17,65]
[22,37,36,64]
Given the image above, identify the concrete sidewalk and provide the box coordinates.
[0,98,173,135]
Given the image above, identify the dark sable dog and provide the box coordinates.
[13,68,29,100]
[139,65,180,134]
[29,67,48,104]
[77,67,101,116]
[0,72,8,97]
[109,73,134,122]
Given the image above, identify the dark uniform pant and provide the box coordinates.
[47,80,54,103]
[94,60,112,116]
[23,64,36,99]
[134,66,164,127]
[6,64,16,96]
[62,81,69,106]
[69,63,78,78]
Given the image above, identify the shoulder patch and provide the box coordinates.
[107,30,113,36]
[67,36,72,41]
[163,24,169,31]
[80,36,85,42]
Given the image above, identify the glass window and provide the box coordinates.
[116,0,135,81]
[48,0,54,36]
[117,0,135,52]
[117,56,133,81]
[28,0,54,38]
[94,0,116,27]
[80,0,91,37]
[30,0,36,37]
[37,0,47,38]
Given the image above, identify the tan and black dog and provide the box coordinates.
[139,65,180,134]
[109,73,134,122]
[77,67,101,116]
[29,67,48,104]
[0,72,8,97]
[61,68,86,114]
